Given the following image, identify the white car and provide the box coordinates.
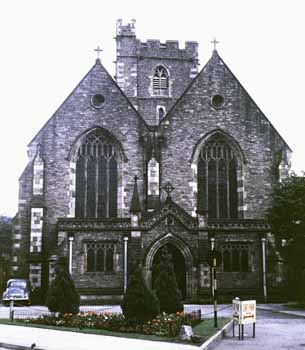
[2,279,31,306]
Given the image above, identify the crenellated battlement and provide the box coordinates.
[116,20,198,60]
[115,19,199,120]
[116,18,136,36]
[140,39,198,60]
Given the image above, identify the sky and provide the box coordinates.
[1,0,305,217]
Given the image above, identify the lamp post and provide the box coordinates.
[208,237,222,328]
[261,237,267,303]
[123,236,129,292]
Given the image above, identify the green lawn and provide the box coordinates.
[0,317,231,345]
[286,303,305,310]
[193,317,230,341]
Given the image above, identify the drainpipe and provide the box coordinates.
[68,236,74,275]
[261,237,267,303]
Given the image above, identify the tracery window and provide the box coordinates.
[75,129,118,218]
[221,244,250,272]
[153,66,169,96]
[197,135,238,218]
[85,242,116,273]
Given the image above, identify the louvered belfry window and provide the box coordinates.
[75,129,118,218]
[153,66,169,95]
[198,135,238,219]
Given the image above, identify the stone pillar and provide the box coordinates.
[210,237,215,300]
[32,144,44,196]
[210,237,215,251]
[123,236,129,292]
[261,237,267,303]
[48,255,57,285]
[147,153,160,211]
[30,208,44,253]
[68,236,74,275]
[198,231,210,290]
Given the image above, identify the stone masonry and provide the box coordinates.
[11,20,291,303]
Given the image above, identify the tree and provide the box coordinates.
[154,247,183,313]
[0,216,12,291]
[121,265,159,323]
[268,173,305,302]
[46,258,80,315]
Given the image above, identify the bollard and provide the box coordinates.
[9,299,14,321]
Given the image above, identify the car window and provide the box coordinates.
[8,281,27,289]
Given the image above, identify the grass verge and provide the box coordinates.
[0,317,231,345]
[285,303,305,310]
[193,317,230,341]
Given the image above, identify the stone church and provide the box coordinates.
[12,20,291,303]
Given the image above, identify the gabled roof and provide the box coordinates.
[159,50,291,152]
[29,59,150,146]
[141,197,197,231]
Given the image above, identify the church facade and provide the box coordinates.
[12,20,291,303]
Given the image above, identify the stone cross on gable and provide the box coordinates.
[210,38,219,50]
[94,46,103,59]
[162,181,175,197]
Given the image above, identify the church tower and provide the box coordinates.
[11,20,292,304]
[115,19,199,125]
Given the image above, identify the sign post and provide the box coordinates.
[207,249,222,328]
[232,298,256,340]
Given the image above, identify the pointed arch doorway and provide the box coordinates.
[144,233,194,300]
[152,244,186,298]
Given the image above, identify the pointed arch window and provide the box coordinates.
[75,129,118,218]
[85,242,116,273]
[198,134,239,219]
[153,66,169,96]
[223,250,231,272]
[221,244,250,272]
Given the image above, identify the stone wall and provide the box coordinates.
[14,59,148,289]
[159,51,290,219]
[115,20,199,125]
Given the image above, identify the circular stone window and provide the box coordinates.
[211,94,224,109]
[91,94,105,109]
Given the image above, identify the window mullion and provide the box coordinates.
[95,159,99,218]
[103,245,107,272]
[216,159,219,219]
[94,246,97,272]
[205,159,209,214]
[106,159,110,217]
[226,159,230,218]
[84,158,88,218]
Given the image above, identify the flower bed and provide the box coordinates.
[21,311,201,337]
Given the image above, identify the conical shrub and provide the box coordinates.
[46,258,80,315]
[154,247,183,313]
[121,265,159,323]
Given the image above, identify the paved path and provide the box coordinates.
[0,323,198,350]
[1,304,304,349]
[214,309,305,350]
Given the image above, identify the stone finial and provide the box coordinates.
[210,38,219,51]
[94,46,103,61]
[130,175,141,214]
[162,181,175,198]
[116,19,136,36]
